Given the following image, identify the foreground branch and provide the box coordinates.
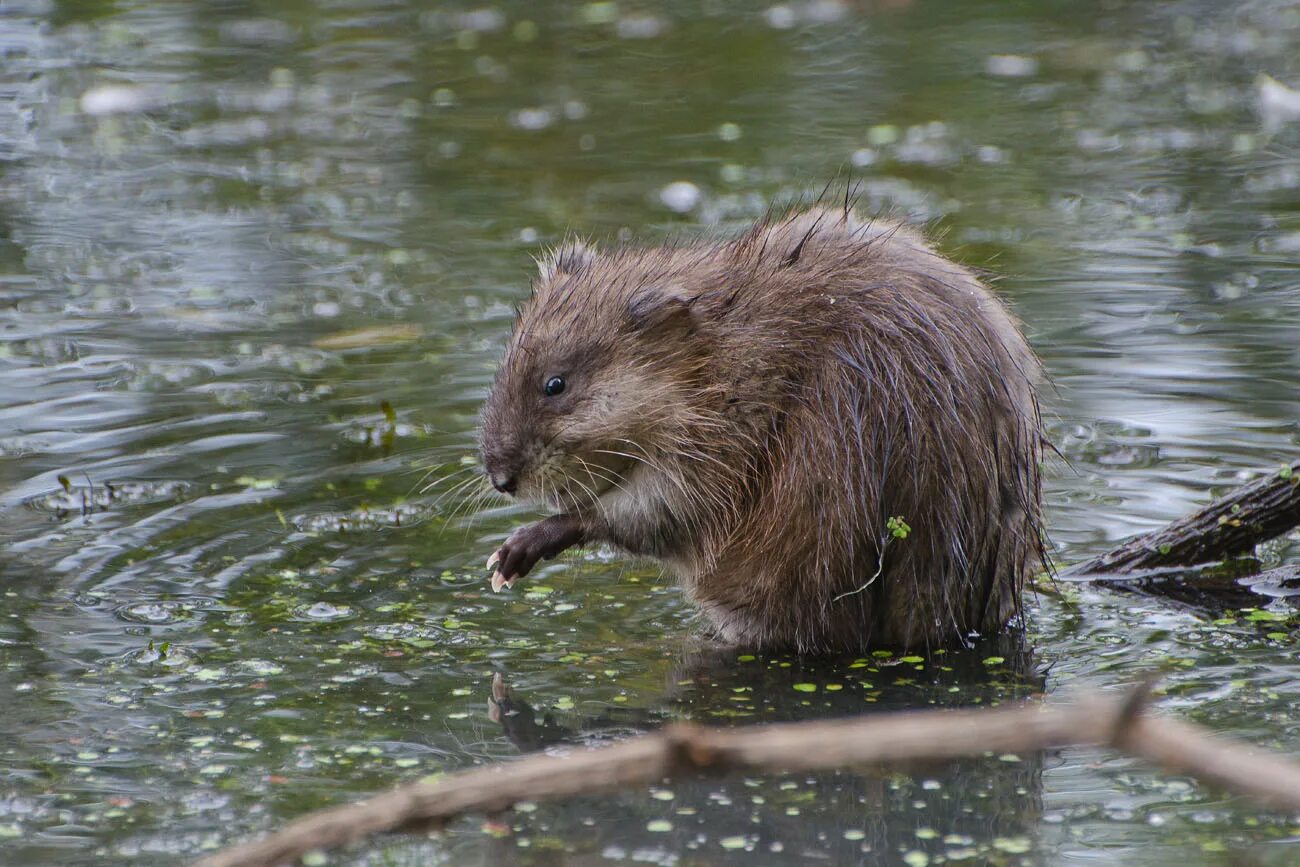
[192,681,1300,867]
[1068,460,1300,576]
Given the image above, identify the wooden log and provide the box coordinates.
[189,680,1300,867]
[1066,460,1300,576]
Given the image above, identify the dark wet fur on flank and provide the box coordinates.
[480,204,1045,652]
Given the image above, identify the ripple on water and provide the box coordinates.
[290,502,433,533]
[23,480,191,516]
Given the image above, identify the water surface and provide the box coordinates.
[2,0,1299,864]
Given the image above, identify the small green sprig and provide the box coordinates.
[886,516,911,540]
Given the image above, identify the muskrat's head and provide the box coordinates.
[479,242,709,513]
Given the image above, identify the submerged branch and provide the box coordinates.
[1070,562,1300,611]
[191,679,1300,867]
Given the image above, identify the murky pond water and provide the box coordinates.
[2,0,1299,864]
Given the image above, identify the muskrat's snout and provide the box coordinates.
[487,468,517,495]
[479,386,526,497]
[480,441,522,496]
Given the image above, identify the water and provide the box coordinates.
[1,0,1298,864]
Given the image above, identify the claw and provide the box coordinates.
[486,550,501,571]
[491,571,515,593]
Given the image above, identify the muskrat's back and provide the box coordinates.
[480,207,1044,651]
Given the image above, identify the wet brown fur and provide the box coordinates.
[479,206,1045,652]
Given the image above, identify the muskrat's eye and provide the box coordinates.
[543,375,567,397]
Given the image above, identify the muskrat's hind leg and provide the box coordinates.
[488,513,585,590]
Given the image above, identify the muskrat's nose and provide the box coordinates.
[490,472,518,495]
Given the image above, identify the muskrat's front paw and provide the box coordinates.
[486,516,584,592]
[486,524,550,592]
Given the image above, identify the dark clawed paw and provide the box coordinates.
[486,516,583,593]
[486,521,561,592]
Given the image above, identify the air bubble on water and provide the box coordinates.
[659,181,701,213]
[1257,74,1300,131]
[299,602,354,622]
[765,6,796,29]
[80,85,172,117]
[986,54,1038,78]
[512,108,554,130]
[616,16,666,40]
[119,602,191,625]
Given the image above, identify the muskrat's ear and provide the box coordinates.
[627,285,697,335]
[537,241,597,283]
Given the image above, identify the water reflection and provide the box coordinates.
[469,636,1045,865]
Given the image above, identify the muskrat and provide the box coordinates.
[479,206,1044,651]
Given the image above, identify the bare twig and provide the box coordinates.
[190,681,1300,867]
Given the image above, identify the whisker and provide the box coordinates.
[412,461,470,495]
[578,459,630,496]
[422,465,482,500]
[431,472,489,510]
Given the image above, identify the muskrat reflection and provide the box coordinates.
[472,634,1045,865]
